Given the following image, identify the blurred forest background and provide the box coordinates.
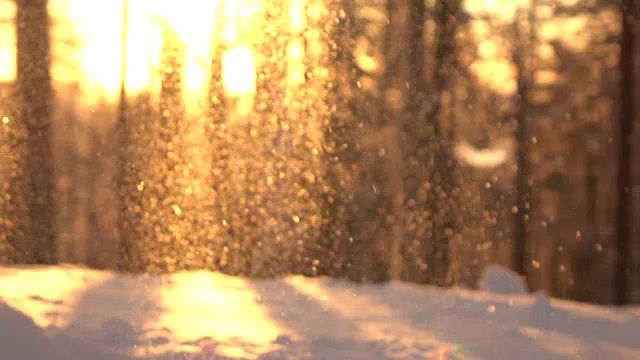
[0,0,638,305]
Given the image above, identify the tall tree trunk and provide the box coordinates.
[208,1,234,274]
[250,0,293,277]
[426,0,461,286]
[303,0,343,277]
[343,0,396,283]
[381,0,411,279]
[614,0,636,305]
[117,0,133,271]
[576,149,598,301]
[0,84,23,263]
[320,0,359,279]
[285,0,326,276]
[153,24,186,272]
[401,0,429,283]
[511,6,536,280]
[16,0,56,264]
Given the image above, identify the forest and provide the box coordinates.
[0,0,638,306]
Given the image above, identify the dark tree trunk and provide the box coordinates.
[614,0,636,305]
[116,0,133,271]
[309,0,345,277]
[342,0,400,283]
[16,0,56,264]
[511,7,536,280]
[575,151,598,301]
[320,0,359,279]
[426,0,461,286]
[0,84,23,263]
[401,0,429,283]
[382,0,410,279]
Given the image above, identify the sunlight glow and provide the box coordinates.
[287,0,306,86]
[290,0,306,33]
[162,0,218,54]
[222,0,241,44]
[470,59,517,95]
[62,0,158,101]
[287,40,306,85]
[0,266,112,329]
[0,1,15,83]
[184,61,208,93]
[222,45,256,97]
[0,0,606,107]
[163,0,218,96]
[0,48,13,82]
[152,272,284,355]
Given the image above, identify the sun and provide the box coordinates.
[0,0,230,103]
[70,0,222,103]
[61,0,268,105]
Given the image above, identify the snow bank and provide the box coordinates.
[0,301,73,360]
[0,265,638,359]
[477,264,528,295]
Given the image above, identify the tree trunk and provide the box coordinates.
[377,0,410,280]
[614,0,636,305]
[426,0,461,286]
[511,6,536,280]
[208,1,234,274]
[250,0,293,277]
[320,0,359,279]
[576,151,598,301]
[401,0,429,283]
[116,0,133,271]
[16,0,56,264]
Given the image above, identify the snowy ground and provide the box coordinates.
[0,265,639,359]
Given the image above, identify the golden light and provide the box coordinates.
[0,48,13,82]
[162,0,218,96]
[222,0,241,44]
[151,272,285,356]
[162,0,218,51]
[0,1,15,83]
[0,267,290,358]
[471,59,517,95]
[287,40,306,85]
[287,0,306,86]
[0,0,604,109]
[290,0,306,33]
[222,45,256,97]
[184,61,208,93]
[0,266,114,329]
[57,0,160,102]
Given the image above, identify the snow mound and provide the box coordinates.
[478,264,528,295]
[0,301,72,360]
[523,290,569,329]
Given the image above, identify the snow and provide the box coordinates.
[0,302,72,360]
[478,264,528,295]
[0,265,639,359]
